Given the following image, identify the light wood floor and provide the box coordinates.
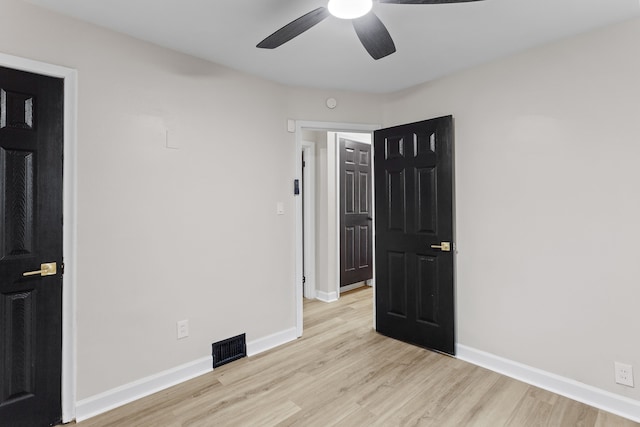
[74,287,638,427]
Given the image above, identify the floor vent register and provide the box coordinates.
[212,333,247,368]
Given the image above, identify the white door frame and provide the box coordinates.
[0,52,78,423]
[301,140,316,299]
[295,121,379,337]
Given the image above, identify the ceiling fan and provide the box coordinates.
[257,0,484,60]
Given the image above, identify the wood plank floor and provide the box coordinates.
[74,287,638,426]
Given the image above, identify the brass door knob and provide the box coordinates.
[430,242,451,252]
[23,262,57,277]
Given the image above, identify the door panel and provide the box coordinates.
[1,148,35,258]
[1,290,37,401]
[386,251,407,317]
[0,66,63,427]
[416,167,437,233]
[340,138,373,287]
[374,116,455,355]
[391,174,406,231]
[416,255,438,324]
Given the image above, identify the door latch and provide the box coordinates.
[430,242,451,252]
[23,262,57,277]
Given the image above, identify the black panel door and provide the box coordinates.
[0,66,63,426]
[340,138,373,287]
[374,116,455,355]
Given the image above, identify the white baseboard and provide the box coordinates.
[457,344,640,423]
[316,290,338,303]
[75,328,299,422]
[75,356,212,422]
[247,327,298,357]
[303,287,316,300]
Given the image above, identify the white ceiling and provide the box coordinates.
[25,0,640,93]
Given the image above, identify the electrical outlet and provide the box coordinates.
[176,319,189,340]
[615,362,634,387]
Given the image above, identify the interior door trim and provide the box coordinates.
[294,121,380,338]
[0,52,78,423]
[301,140,316,299]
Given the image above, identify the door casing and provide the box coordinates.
[301,140,316,299]
[294,121,379,337]
[0,52,78,423]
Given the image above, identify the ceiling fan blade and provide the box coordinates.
[257,7,330,49]
[352,12,396,60]
[379,0,483,3]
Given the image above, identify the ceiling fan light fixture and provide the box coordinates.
[328,0,373,20]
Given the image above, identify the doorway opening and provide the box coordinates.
[294,121,380,337]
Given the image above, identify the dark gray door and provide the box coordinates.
[340,137,373,287]
[374,116,455,355]
[0,66,64,426]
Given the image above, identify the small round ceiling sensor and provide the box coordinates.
[326,98,337,109]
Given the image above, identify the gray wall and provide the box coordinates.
[383,17,640,401]
[0,0,384,400]
[2,0,639,412]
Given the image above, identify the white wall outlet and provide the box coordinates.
[176,319,189,340]
[615,362,634,387]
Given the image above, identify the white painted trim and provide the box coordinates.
[75,356,212,422]
[301,141,316,300]
[370,137,376,329]
[76,327,298,422]
[246,327,298,357]
[457,345,640,423]
[296,121,382,134]
[0,52,78,423]
[333,133,341,299]
[294,121,380,338]
[316,290,339,303]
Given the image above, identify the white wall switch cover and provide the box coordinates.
[176,319,189,339]
[287,119,295,133]
[166,129,179,150]
[277,202,284,215]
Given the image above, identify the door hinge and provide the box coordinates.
[303,160,306,168]
[303,276,306,284]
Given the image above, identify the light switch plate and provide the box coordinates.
[165,129,179,150]
[276,202,284,215]
[177,319,189,340]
